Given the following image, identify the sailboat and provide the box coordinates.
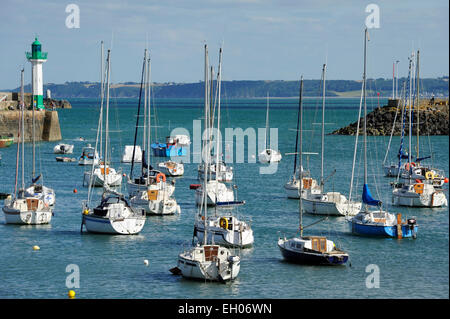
[193,45,252,246]
[3,69,53,225]
[278,77,349,265]
[258,92,282,163]
[284,75,318,199]
[81,49,146,235]
[172,44,241,282]
[157,160,184,177]
[302,64,361,216]
[391,51,447,208]
[197,158,233,182]
[83,41,123,188]
[194,47,240,207]
[127,49,180,215]
[348,29,418,238]
[383,51,448,189]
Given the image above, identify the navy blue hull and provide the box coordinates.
[279,245,348,265]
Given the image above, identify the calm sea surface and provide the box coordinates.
[0,97,448,299]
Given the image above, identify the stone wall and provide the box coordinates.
[0,110,61,142]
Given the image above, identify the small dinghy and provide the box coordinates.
[53,143,74,154]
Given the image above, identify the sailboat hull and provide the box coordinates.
[348,220,418,238]
[3,199,52,225]
[84,169,123,187]
[194,222,254,248]
[82,214,145,235]
[302,196,361,216]
[177,246,240,282]
[130,196,180,215]
[278,242,348,265]
[392,189,447,207]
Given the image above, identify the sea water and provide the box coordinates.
[0,97,448,299]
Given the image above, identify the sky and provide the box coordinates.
[0,0,448,89]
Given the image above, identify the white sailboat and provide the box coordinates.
[284,75,318,199]
[302,64,361,216]
[3,69,53,225]
[383,51,448,189]
[391,51,447,208]
[172,44,241,282]
[158,160,184,177]
[258,92,282,163]
[194,47,238,207]
[193,47,252,248]
[83,42,123,188]
[197,159,233,182]
[127,49,179,215]
[122,145,142,163]
[278,77,349,265]
[81,48,146,235]
[348,29,418,238]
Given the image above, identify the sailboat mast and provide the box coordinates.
[203,44,209,245]
[21,68,25,191]
[100,41,104,160]
[416,50,420,159]
[320,63,326,189]
[142,49,148,166]
[299,76,304,237]
[130,52,146,179]
[293,81,301,178]
[408,54,413,180]
[147,55,151,179]
[363,28,368,197]
[104,49,111,186]
[215,48,223,177]
[265,92,269,149]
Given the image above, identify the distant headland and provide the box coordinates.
[3,77,448,99]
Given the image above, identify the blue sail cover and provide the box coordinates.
[362,184,382,206]
[32,174,41,184]
[416,156,431,162]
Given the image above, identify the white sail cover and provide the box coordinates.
[122,145,142,163]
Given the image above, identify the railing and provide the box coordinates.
[26,51,48,60]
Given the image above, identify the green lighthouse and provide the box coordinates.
[26,37,48,110]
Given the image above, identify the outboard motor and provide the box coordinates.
[407,218,417,227]
[408,218,417,238]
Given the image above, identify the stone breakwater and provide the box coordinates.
[0,92,71,111]
[0,110,62,142]
[330,103,449,136]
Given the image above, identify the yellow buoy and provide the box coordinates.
[32,245,40,251]
[68,290,76,299]
[83,209,89,215]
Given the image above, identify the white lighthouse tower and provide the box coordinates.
[26,37,47,110]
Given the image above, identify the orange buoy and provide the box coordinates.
[444,178,449,183]
[73,189,77,193]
